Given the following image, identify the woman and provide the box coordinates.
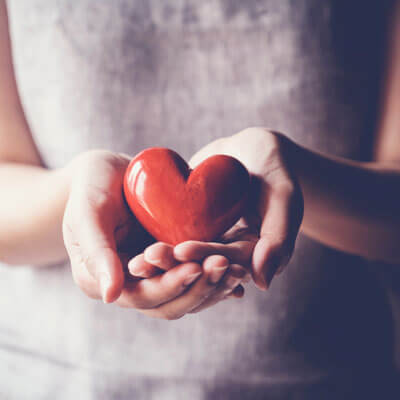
[1,0,400,398]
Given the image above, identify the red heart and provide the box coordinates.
[123,148,250,245]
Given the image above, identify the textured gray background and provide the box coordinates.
[1,1,399,399]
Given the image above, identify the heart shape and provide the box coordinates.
[123,148,250,245]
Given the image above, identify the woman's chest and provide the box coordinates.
[7,0,391,166]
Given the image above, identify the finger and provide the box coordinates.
[141,258,226,319]
[117,262,202,309]
[189,266,247,313]
[220,264,248,295]
[147,263,247,319]
[253,181,303,290]
[174,240,255,266]
[128,253,161,278]
[190,284,245,313]
[188,291,238,314]
[66,198,125,304]
[203,255,229,284]
[221,218,259,242]
[71,260,102,300]
[144,242,177,270]
[63,223,102,299]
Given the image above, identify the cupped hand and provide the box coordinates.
[127,237,250,319]
[62,150,249,319]
[187,127,304,290]
[62,150,151,303]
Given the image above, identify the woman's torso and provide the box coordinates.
[1,1,398,399]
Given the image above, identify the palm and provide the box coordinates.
[188,128,303,289]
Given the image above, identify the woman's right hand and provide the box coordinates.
[62,150,249,318]
[62,150,149,303]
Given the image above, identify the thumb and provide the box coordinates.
[252,180,303,290]
[73,204,125,303]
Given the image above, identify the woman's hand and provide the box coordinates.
[186,127,304,290]
[127,240,250,319]
[62,150,151,303]
[62,149,249,319]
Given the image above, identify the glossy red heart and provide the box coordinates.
[123,148,250,245]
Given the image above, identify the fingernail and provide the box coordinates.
[183,272,202,286]
[100,273,112,303]
[129,265,146,277]
[223,288,234,296]
[209,265,229,284]
[145,256,161,265]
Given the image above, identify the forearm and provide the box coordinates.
[285,137,400,263]
[0,163,70,266]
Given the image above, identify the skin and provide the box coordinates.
[1,0,400,320]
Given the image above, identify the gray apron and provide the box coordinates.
[1,1,398,399]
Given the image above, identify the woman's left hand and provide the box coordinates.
[129,127,303,311]
[127,239,251,318]
[182,127,304,290]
